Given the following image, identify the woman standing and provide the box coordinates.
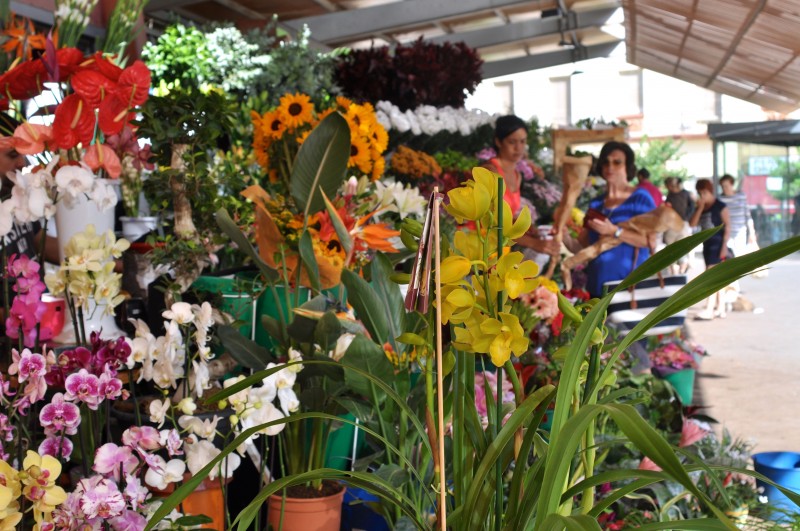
[481,115,559,257]
[575,141,656,298]
[690,178,731,319]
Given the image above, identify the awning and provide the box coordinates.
[707,120,800,147]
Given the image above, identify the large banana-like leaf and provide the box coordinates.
[371,253,406,351]
[215,208,278,282]
[290,111,350,219]
[341,268,390,344]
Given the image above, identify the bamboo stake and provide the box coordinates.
[433,188,447,530]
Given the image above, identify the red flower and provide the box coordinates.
[98,93,133,136]
[53,47,85,82]
[12,123,53,155]
[116,61,150,107]
[550,311,564,336]
[81,51,123,82]
[51,94,95,149]
[71,69,117,109]
[0,59,45,99]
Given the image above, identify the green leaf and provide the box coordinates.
[371,253,405,350]
[290,111,350,219]
[173,514,214,526]
[298,230,321,293]
[341,269,389,344]
[216,325,276,369]
[321,189,353,256]
[374,463,409,488]
[214,209,278,282]
[396,332,426,345]
[314,310,342,352]
[341,335,395,398]
[539,514,602,531]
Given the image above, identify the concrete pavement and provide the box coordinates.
[686,252,800,453]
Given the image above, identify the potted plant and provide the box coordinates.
[648,334,706,405]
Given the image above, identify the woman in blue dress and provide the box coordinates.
[575,141,656,298]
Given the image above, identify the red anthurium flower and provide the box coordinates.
[116,61,151,107]
[71,69,116,109]
[81,51,123,82]
[51,94,96,150]
[0,59,45,100]
[84,143,122,178]
[12,122,53,155]
[54,47,86,82]
[98,93,133,136]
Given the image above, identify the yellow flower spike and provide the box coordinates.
[445,184,492,223]
[503,201,532,240]
[492,252,540,299]
[439,255,472,285]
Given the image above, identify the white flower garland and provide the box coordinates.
[375,101,497,136]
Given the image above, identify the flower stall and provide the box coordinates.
[1,6,800,531]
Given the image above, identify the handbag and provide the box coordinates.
[603,274,688,336]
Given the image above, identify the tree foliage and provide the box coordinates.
[636,135,689,186]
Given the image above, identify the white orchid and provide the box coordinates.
[184,435,240,480]
[144,455,186,490]
[287,348,304,373]
[191,359,210,398]
[163,302,194,325]
[192,301,214,331]
[148,398,170,428]
[55,163,95,202]
[176,397,197,416]
[178,415,221,440]
[88,179,118,212]
[0,199,14,237]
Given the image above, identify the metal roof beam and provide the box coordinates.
[146,0,204,12]
[286,0,558,45]
[429,6,617,49]
[481,40,621,78]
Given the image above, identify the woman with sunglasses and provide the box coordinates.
[576,141,656,297]
[482,115,560,257]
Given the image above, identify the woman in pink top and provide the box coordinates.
[481,115,559,256]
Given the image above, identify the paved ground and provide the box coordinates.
[685,251,800,453]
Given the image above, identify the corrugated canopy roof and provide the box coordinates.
[622,0,800,113]
[137,0,800,113]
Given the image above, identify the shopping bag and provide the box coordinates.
[603,275,688,336]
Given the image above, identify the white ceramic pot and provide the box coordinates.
[54,180,117,263]
[120,216,158,242]
[54,297,124,344]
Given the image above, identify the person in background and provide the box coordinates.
[718,174,756,257]
[690,178,730,320]
[570,141,656,298]
[636,167,664,207]
[663,176,694,274]
[481,114,559,257]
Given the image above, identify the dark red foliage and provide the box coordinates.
[335,37,483,110]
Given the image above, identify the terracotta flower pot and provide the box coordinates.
[151,474,230,530]
[267,484,346,531]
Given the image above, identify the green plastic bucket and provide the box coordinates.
[662,368,695,405]
[191,275,260,339]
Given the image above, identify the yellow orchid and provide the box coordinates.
[450,310,487,353]
[502,200,532,240]
[471,167,499,205]
[491,252,540,299]
[0,461,21,530]
[440,282,476,324]
[445,184,491,223]
[439,255,473,285]
[453,231,486,263]
[478,313,529,367]
[21,451,67,515]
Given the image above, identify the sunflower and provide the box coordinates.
[261,110,287,140]
[345,105,374,136]
[296,129,312,145]
[371,154,386,181]
[335,95,353,111]
[349,135,372,173]
[277,93,314,130]
[369,123,389,154]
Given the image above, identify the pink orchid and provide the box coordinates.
[79,476,126,519]
[93,443,138,481]
[98,372,124,401]
[678,419,710,447]
[10,348,46,383]
[122,426,161,452]
[121,475,148,509]
[160,428,184,457]
[110,510,148,531]
[64,368,102,409]
[7,253,39,277]
[6,297,46,346]
[39,392,81,434]
[38,435,74,460]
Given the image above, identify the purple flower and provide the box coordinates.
[65,369,102,409]
[121,475,148,509]
[93,443,139,481]
[98,372,124,401]
[39,435,74,460]
[40,392,81,434]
